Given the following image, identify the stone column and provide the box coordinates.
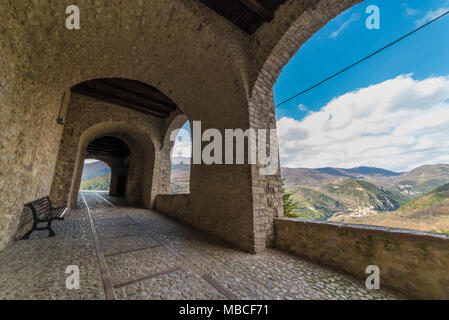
[50,125,83,208]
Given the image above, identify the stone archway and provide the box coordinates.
[48,81,165,211]
[244,0,363,251]
[50,97,161,210]
[71,134,147,207]
[249,0,362,89]
[159,112,190,195]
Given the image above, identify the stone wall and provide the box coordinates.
[275,218,449,299]
[156,193,260,250]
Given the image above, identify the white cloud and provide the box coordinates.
[329,14,359,39]
[84,159,99,164]
[415,7,449,26]
[277,74,449,172]
[298,104,308,112]
[405,8,419,16]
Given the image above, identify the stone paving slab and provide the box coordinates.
[94,216,135,228]
[115,268,226,300]
[0,208,104,300]
[106,247,180,285]
[96,223,144,240]
[101,235,160,256]
[0,192,399,300]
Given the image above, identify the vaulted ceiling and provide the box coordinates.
[197,0,286,34]
[71,2,288,117]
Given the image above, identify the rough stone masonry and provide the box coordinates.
[0,0,359,252]
[3,0,449,300]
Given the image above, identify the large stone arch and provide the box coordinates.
[249,0,362,90]
[245,0,363,251]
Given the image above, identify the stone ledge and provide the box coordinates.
[274,218,449,299]
[280,218,449,242]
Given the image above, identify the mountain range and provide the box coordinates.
[282,164,449,199]
[282,164,449,233]
[81,159,449,232]
[81,161,111,191]
[82,161,111,179]
[331,182,449,234]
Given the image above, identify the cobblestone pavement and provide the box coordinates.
[0,192,398,300]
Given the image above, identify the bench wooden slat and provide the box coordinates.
[42,207,65,221]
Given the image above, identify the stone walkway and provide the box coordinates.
[0,192,397,300]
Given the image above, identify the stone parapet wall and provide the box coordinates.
[155,194,192,223]
[274,218,449,299]
[156,193,255,252]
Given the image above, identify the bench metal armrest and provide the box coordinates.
[25,203,39,222]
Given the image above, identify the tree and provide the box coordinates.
[282,179,299,217]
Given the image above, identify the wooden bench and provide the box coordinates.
[22,196,67,239]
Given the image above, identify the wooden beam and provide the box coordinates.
[87,149,128,156]
[96,79,177,113]
[87,152,117,158]
[87,148,127,154]
[72,86,168,118]
[239,0,273,21]
[103,79,177,110]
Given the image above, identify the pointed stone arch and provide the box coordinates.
[159,113,190,195]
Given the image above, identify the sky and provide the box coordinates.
[274,0,449,172]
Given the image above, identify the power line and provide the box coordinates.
[275,9,449,108]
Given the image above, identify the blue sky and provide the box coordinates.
[275,0,449,171]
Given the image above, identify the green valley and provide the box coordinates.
[80,174,111,191]
[282,164,449,234]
